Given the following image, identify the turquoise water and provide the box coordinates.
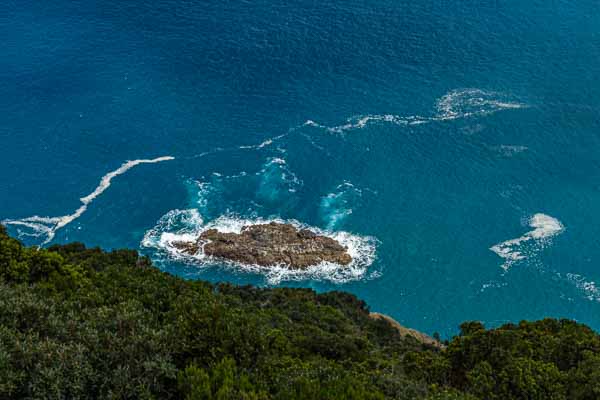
[2,1,600,336]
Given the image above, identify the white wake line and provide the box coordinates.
[185,124,302,160]
[2,156,175,245]
[304,106,524,134]
[304,89,528,134]
[184,134,290,160]
[187,89,528,158]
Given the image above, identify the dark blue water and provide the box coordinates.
[3,0,600,336]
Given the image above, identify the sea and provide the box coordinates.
[2,0,600,337]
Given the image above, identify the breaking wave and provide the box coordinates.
[490,213,564,271]
[141,210,378,285]
[2,156,175,245]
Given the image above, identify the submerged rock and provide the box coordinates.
[173,222,352,269]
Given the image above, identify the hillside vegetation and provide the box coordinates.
[1,225,598,399]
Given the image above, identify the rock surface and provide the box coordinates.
[369,312,446,349]
[173,222,352,269]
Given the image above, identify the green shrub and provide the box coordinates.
[0,227,599,399]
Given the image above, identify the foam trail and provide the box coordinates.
[185,124,303,160]
[490,213,564,271]
[434,89,525,121]
[2,156,175,245]
[492,145,529,157]
[315,114,421,134]
[565,273,600,302]
[304,88,527,134]
[188,90,519,160]
[238,134,287,150]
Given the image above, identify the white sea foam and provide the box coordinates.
[319,182,363,230]
[141,209,205,258]
[565,273,600,302]
[318,114,416,134]
[238,134,287,150]
[186,127,295,160]
[479,280,508,293]
[184,156,303,224]
[490,213,564,271]
[493,145,529,157]
[269,157,286,165]
[257,157,303,199]
[3,156,175,245]
[435,88,525,121]
[304,88,526,134]
[141,211,378,285]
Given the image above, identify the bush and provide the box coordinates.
[1,227,599,399]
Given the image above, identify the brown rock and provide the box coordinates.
[369,312,446,349]
[175,222,352,269]
[172,240,202,254]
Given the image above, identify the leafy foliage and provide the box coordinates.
[0,225,598,399]
[406,319,600,399]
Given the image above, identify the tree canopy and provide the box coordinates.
[0,225,597,399]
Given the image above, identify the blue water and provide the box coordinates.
[2,0,600,336]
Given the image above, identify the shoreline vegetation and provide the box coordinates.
[1,224,599,399]
[368,313,445,350]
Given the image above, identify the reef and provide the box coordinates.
[173,222,352,268]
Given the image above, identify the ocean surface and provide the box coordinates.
[2,0,600,337]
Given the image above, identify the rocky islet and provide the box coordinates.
[173,222,353,269]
